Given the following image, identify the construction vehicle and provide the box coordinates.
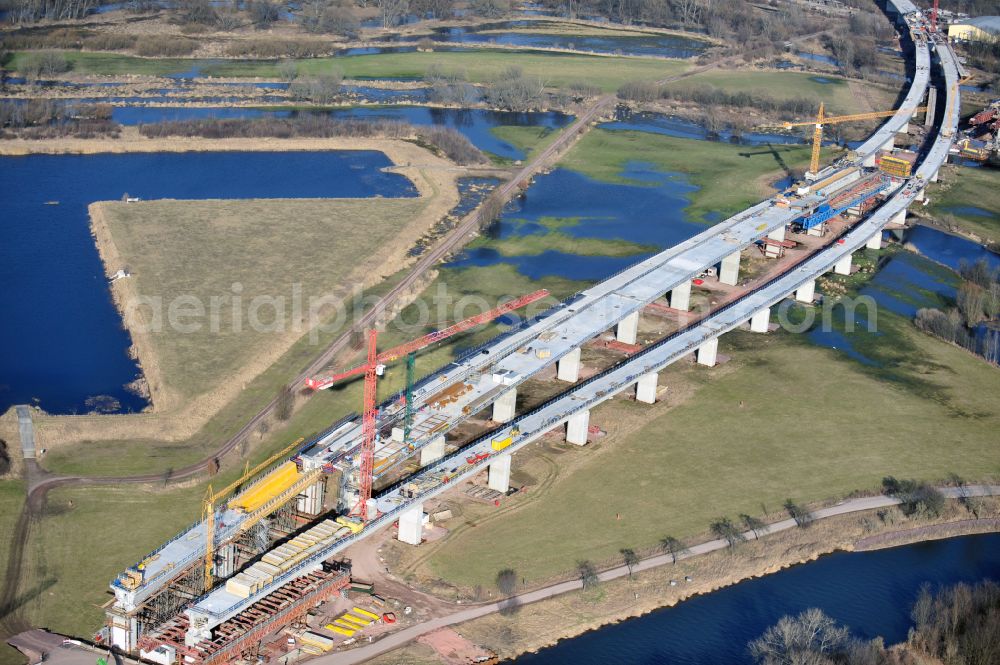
[782,103,927,176]
[305,291,549,523]
[491,428,520,452]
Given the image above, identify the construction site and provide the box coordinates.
[83,0,969,662]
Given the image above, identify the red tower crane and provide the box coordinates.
[306,289,550,522]
[930,0,939,32]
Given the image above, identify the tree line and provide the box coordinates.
[136,116,487,164]
[749,580,1000,664]
[914,258,1000,365]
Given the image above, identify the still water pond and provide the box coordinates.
[108,106,573,161]
[0,151,416,414]
[403,20,711,58]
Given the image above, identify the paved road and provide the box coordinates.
[313,486,1000,665]
[15,406,34,459]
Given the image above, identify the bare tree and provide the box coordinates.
[660,536,688,564]
[740,513,767,540]
[275,385,294,421]
[749,608,850,664]
[620,548,639,577]
[577,560,599,589]
[377,0,409,27]
[711,517,746,548]
[495,568,517,596]
[783,499,812,527]
[484,66,545,112]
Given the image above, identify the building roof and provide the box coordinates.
[963,16,1000,34]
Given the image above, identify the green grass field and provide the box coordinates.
[0,479,26,587]
[23,484,202,640]
[560,128,835,222]
[661,69,880,116]
[98,196,429,403]
[926,165,1000,242]
[421,321,1000,588]
[266,50,685,91]
[7,50,685,90]
[489,125,565,163]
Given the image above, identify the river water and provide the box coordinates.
[509,532,1000,664]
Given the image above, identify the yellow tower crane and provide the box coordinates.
[783,103,927,176]
[202,437,304,591]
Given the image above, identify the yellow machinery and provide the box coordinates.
[783,103,927,175]
[202,437,304,591]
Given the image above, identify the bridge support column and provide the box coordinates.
[929,169,939,183]
[866,232,883,250]
[796,279,816,303]
[669,280,691,311]
[924,87,937,128]
[807,224,825,237]
[697,338,718,367]
[750,307,771,333]
[492,388,517,423]
[834,253,853,276]
[566,409,590,446]
[296,479,326,516]
[616,311,639,345]
[635,372,658,404]
[889,208,907,226]
[765,226,787,258]
[719,250,741,286]
[397,503,424,545]
[488,453,512,493]
[214,543,237,579]
[420,435,446,467]
[557,347,581,382]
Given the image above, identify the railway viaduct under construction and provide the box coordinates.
[104,1,964,661]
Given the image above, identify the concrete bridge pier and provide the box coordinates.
[397,503,424,545]
[889,208,907,226]
[616,311,639,345]
[488,453,512,493]
[834,253,853,276]
[796,279,816,303]
[669,280,692,311]
[750,307,771,333]
[493,388,517,423]
[924,87,937,127]
[214,544,237,579]
[697,338,718,367]
[635,371,658,404]
[765,226,787,258]
[719,250,741,286]
[866,232,883,250]
[420,435,446,466]
[557,347,581,382]
[566,409,590,445]
[297,480,326,515]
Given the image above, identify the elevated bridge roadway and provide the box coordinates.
[114,0,961,651]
